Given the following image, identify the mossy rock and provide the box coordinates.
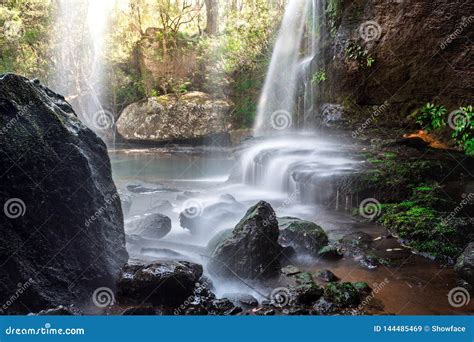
[324,282,360,307]
[278,217,329,256]
[318,245,343,259]
[290,283,324,305]
[206,228,233,254]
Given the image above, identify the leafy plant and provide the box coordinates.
[450,105,473,155]
[345,41,375,68]
[415,103,447,131]
[311,69,327,85]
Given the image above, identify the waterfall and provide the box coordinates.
[253,0,323,134]
[48,0,115,143]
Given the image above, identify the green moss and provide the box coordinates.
[324,282,360,307]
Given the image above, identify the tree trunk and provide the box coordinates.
[204,0,218,35]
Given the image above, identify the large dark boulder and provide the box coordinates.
[117,261,202,306]
[207,201,282,281]
[0,74,128,313]
[278,217,329,257]
[455,243,474,286]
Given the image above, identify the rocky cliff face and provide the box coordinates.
[116,91,232,143]
[318,0,473,127]
[0,74,128,313]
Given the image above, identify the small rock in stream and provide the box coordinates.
[317,270,340,282]
[281,265,300,276]
[127,213,172,239]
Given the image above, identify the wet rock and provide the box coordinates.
[317,270,339,282]
[312,298,337,315]
[282,308,311,315]
[121,306,158,315]
[290,283,324,306]
[318,245,343,259]
[254,307,275,316]
[323,282,360,307]
[116,92,232,143]
[223,293,259,307]
[353,282,371,296]
[295,272,315,285]
[278,217,328,257]
[127,213,171,239]
[455,243,474,286]
[34,306,75,316]
[340,232,373,248]
[126,182,172,194]
[281,265,300,276]
[208,201,282,281]
[184,305,208,315]
[208,298,242,315]
[0,74,128,313]
[117,261,203,306]
[176,191,202,201]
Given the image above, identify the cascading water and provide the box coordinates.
[49,0,115,144]
[253,0,323,134]
[240,0,356,202]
